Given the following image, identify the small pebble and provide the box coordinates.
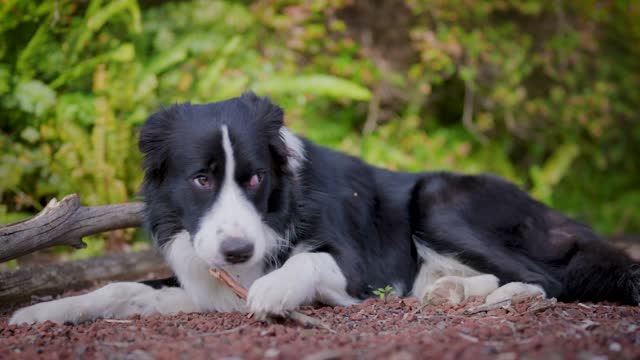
[609,342,622,352]
[264,348,280,358]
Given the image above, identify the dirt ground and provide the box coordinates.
[2,293,639,360]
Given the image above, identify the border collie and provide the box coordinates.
[10,92,639,325]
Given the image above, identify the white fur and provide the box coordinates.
[247,252,357,317]
[279,127,306,174]
[193,125,280,268]
[463,275,501,297]
[162,230,261,312]
[411,244,545,305]
[411,243,482,300]
[485,282,546,304]
[9,282,197,325]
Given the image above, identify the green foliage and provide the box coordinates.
[372,285,396,301]
[270,0,639,234]
[1,0,638,249]
[0,0,369,232]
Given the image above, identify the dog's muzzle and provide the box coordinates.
[220,237,254,264]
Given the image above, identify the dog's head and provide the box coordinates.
[139,92,304,268]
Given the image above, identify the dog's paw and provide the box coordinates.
[421,274,499,305]
[9,300,83,325]
[423,277,466,305]
[247,269,312,317]
[485,282,545,305]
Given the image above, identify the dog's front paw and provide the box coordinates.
[9,300,83,325]
[247,269,313,318]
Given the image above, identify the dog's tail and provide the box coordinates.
[555,222,640,305]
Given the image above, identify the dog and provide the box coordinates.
[10,92,639,325]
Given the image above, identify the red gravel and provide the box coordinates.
[2,295,639,360]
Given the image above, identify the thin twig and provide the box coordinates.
[208,268,247,299]
[287,311,335,333]
[463,298,512,315]
[461,81,488,144]
[521,298,558,315]
[103,319,134,324]
[208,268,335,333]
[363,89,380,135]
[458,332,480,343]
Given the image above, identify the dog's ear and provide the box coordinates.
[240,91,290,172]
[138,107,177,185]
[240,91,284,132]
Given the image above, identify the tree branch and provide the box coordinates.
[0,194,144,263]
[0,249,168,304]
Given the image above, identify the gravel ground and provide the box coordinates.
[2,294,639,360]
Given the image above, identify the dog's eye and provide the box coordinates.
[247,172,264,189]
[192,175,213,190]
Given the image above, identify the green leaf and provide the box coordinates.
[21,127,40,143]
[0,64,10,95]
[14,80,56,116]
[111,43,135,62]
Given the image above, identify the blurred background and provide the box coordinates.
[1,0,638,266]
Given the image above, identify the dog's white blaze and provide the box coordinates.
[163,230,261,312]
[193,125,277,268]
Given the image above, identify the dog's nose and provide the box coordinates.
[220,237,254,264]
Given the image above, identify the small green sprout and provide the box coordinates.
[372,285,396,301]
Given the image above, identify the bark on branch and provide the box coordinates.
[0,249,169,304]
[0,194,144,263]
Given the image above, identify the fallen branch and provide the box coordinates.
[0,249,169,304]
[208,268,335,333]
[0,194,144,263]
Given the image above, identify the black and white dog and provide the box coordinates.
[10,92,639,325]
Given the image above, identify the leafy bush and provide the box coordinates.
[1,0,637,257]
[255,0,640,234]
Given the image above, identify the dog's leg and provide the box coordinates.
[9,282,197,325]
[247,252,357,317]
[410,174,566,299]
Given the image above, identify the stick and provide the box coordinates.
[209,268,247,299]
[208,268,335,333]
[521,297,558,315]
[0,194,144,263]
[0,249,169,303]
[463,298,513,315]
[463,294,544,316]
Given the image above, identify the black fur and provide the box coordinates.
[139,92,639,305]
[140,276,181,289]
